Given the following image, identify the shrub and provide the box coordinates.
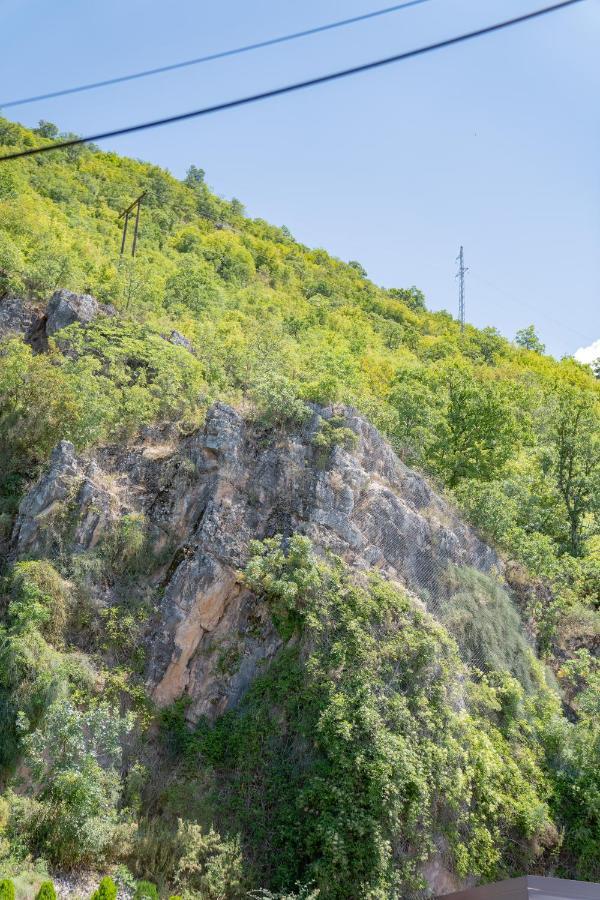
[102,513,148,578]
[7,560,70,646]
[311,415,358,465]
[0,880,15,900]
[250,374,311,430]
[133,881,159,900]
[441,566,538,692]
[173,821,244,899]
[90,876,118,900]
[35,882,56,900]
[131,817,244,898]
[164,258,221,313]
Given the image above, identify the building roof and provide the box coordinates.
[439,876,600,900]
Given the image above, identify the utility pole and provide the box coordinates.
[118,192,146,257]
[456,245,468,332]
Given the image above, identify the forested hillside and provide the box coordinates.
[0,117,599,898]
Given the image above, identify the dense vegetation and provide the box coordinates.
[0,117,599,897]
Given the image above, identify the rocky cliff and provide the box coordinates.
[12,402,501,723]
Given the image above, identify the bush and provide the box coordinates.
[91,877,118,900]
[164,258,221,313]
[131,817,244,898]
[7,560,70,646]
[102,513,149,578]
[35,882,56,900]
[311,415,357,465]
[173,821,244,899]
[133,881,159,900]
[250,374,311,430]
[0,880,15,900]
[441,566,538,692]
[9,698,134,868]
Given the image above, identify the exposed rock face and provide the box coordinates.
[0,296,40,340]
[45,289,102,335]
[167,329,194,353]
[0,290,117,351]
[12,403,500,722]
[15,440,117,560]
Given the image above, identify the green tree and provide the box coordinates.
[12,698,134,867]
[164,258,221,313]
[34,120,59,139]
[388,285,426,311]
[553,652,600,879]
[184,165,205,186]
[35,882,56,900]
[348,260,367,277]
[428,364,519,487]
[515,324,545,353]
[388,366,440,464]
[544,383,600,555]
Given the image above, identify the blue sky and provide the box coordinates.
[1,0,599,359]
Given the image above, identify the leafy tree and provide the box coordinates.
[543,383,600,555]
[164,258,221,313]
[34,120,59,139]
[553,652,600,879]
[10,698,134,867]
[388,285,426,311]
[516,324,545,353]
[388,366,440,464]
[348,260,367,277]
[229,197,245,218]
[428,364,520,486]
[184,165,205,186]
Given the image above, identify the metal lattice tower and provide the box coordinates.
[456,245,468,332]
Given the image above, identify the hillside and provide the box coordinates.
[0,117,599,898]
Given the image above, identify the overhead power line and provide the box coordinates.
[0,0,585,163]
[0,0,434,110]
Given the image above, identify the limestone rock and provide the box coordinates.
[46,289,100,335]
[0,296,40,339]
[13,440,118,561]
[12,402,502,726]
[167,330,194,353]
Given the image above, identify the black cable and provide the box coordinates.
[0,0,433,110]
[0,0,585,163]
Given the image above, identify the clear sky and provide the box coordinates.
[1,0,599,359]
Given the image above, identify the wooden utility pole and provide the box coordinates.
[118,192,146,257]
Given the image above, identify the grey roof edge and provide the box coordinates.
[438,875,600,900]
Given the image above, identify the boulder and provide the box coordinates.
[168,330,194,353]
[0,296,39,339]
[45,289,100,335]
